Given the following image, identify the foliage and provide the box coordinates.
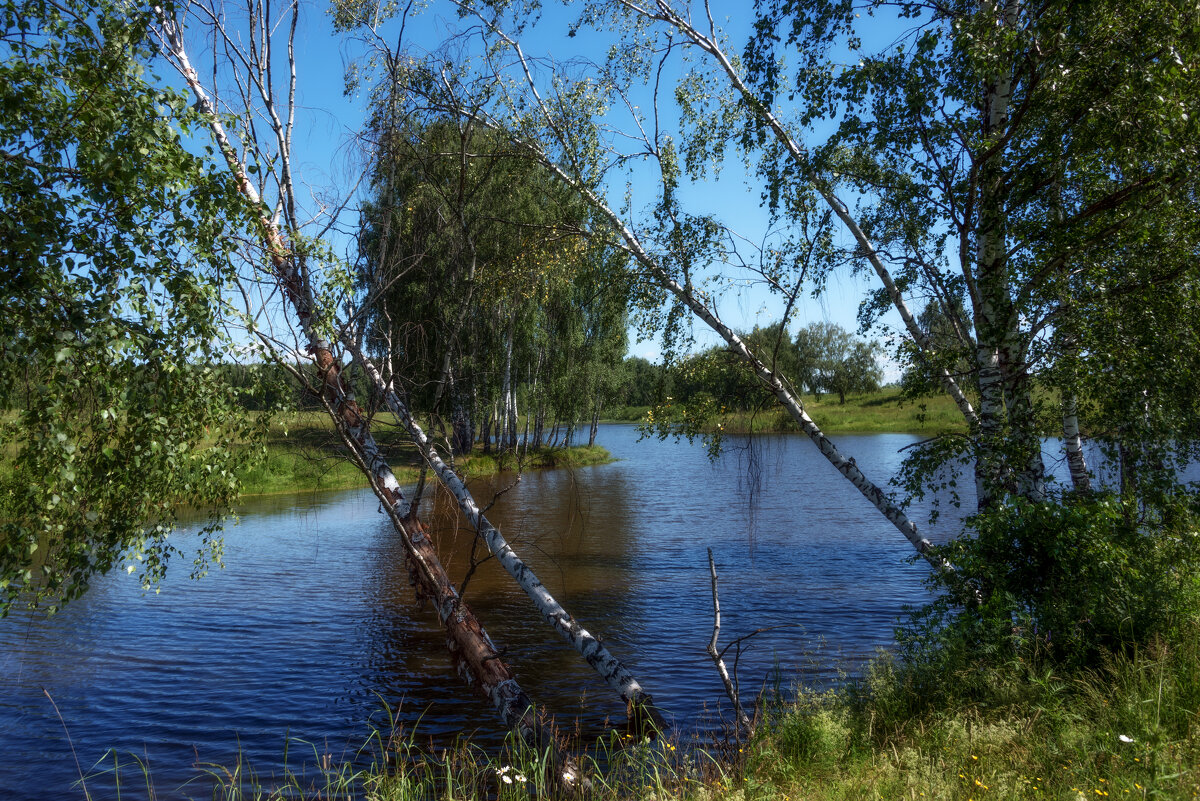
[738,0,1200,506]
[633,322,884,452]
[793,322,883,404]
[0,0,259,613]
[616,356,671,408]
[357,114,630,452]
[909,494,1200,670]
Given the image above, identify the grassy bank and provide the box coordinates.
[745,637,1200,799]
[606,389,966,435]
[89,625,1198,800]
[236,412,614,496]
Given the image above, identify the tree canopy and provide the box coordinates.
[0,0,259,613]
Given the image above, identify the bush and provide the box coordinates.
[909,493,1200,670]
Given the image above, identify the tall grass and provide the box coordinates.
[81,713,718,801]
[72,625,1199,799]
[749,626,1200,800]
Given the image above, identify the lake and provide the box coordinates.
[0,425,1028,799]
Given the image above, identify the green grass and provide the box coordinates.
[235,412,615,496]
[745,629,1200,800]
[77,626,1200,800]
[606,390,967,435]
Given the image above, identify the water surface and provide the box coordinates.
[1,426,979,799]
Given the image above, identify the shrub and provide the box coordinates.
[909,493,1200,670]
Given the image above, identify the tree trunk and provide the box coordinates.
[533,402,545,449]
[452,389,474,456]
[1002,359,1047,502]
[520,157,948,570]
[639,4,982,431]
[1062,393,1091,493]
[589,402,600,447]
[482,401,496,454]
[1051,174,1091,495]
[345,337,663,728]
[158,17,594,768]
[972,0,1022,510]
[501,320,517,451]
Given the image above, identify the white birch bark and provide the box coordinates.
[342,335,663,725]
[613,1,981,431]
[973,0,1025,508]
[487,134,943,566]
[445,27,949,569]
[1050,176,1091,494]
[707,548,752,736]
[502,320,518,449]
[153,13,619,764]
[1062,393,1091,493]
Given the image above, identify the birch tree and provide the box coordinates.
[151,0,660,754]
[357,0,1200,519]
[335,0,950,570]
[0,0,261,614]
[713,0,1200,505]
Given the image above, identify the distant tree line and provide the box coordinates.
[616,322,884,410]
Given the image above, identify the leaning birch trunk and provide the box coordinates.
[466,29,952,572]
[342,336,664,729]
[618,5,981,432]
[155,16,580,767]
[514,153,943,568]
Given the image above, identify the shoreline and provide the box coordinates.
[601,388,967,436]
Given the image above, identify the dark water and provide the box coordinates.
[0,425,1041,799]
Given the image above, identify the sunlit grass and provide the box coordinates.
[606,390,966,435]
[235,412,615,496]
[747,627,1200,800]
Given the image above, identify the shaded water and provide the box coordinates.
[2,426,981,799]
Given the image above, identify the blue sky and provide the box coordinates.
[224,1,903,371]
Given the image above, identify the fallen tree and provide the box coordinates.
[154,0,661,762]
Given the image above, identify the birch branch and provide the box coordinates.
[636,0,980,430]
[153,12,592,778]
[707,548,752,737]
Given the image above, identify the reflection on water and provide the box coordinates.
[0,425,1033,799]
